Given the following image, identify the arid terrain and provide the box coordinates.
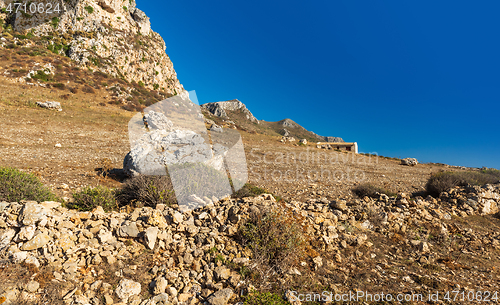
[1,51,500,305]
[0,67,463,201]
[1,3,500,304]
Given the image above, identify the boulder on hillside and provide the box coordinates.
[143,110,173,131]
[123,129,219,177]
[36,101,61,110]
[401,158,418,166]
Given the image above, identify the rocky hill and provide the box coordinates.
[0,0,184,94]
[202,101,345,143]
[201,100,259,124]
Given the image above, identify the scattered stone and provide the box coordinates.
[36,101,61,110]
[144,227,158,250]
[401,158,418,166]
[115,279,141,302]
[152,277,168,295]
[117,221,139,238]
[25,281,39,293]
[207,288,233,305]
[21,233,50,250]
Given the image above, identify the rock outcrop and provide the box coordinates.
[201,100,259,124]
[1,0,184,94]
[324,136,344,143]
[401,158,419,166]
[278,118,300,128]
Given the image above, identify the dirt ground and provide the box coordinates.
[0,73,463,203]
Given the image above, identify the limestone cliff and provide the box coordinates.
[0,0,184,94]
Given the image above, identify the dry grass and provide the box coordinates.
[238,203,311,289]
[426,170,500,197]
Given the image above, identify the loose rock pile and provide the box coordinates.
[0,183,499,304]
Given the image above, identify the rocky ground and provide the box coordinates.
[1,183,500,304]
[1,38,500,305]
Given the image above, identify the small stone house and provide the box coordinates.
[316,142,358,153]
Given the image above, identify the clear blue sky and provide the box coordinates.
[139,0,500,169]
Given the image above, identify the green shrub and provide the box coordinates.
[352,183,396,198]
[426,170,500,197]
[0,167,58,202]
[233,183,268,199]
[118,175,176,208]
[69,185,117,212]
[30,70,52,81]
[123,6,128,11]
[244,291,291,305]
[239,204,309,275]
[84,6,94,14]
[47,44,69,54]
[51,17,60,29]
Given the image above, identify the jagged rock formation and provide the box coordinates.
[324,136,344,143]
[278,119,344,143]
[0,0,184,94]
[278,118,300,128]
[201,100,259,124]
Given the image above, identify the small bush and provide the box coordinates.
[51,17,60,29]
[47,43,69,55]
[0,167,58,202]
[69,185,117,212]
[118,175,176,208]
[239,203,309,277]
[84,6,94,14]
[352,183,396,198]
[30,70,52,82]
[53,83,65,89]
[244,291,291,305]
[233,183,268,199]
[426,170,500,197]
[82,86,95,94]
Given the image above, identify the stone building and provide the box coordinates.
[316,142,358,153]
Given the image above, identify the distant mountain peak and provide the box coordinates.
[201,99,345,143]
[278,118,301,129]
[201,99,259,124]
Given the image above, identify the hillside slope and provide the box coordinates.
[202,100,346,143]
[0,0,184,94]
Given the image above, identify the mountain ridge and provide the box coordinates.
[201,100,345,143]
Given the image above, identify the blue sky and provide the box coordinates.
[139,0,500,169]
